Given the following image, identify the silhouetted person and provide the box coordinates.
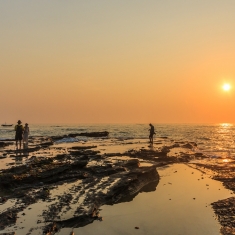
[23,123,30,147]
[149,123,155,144]
[14,120,24,149]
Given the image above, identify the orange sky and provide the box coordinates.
[1,1,235,124]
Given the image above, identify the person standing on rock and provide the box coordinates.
[14,120,24,149]
[23,123,30,147]
[149,123,155,144]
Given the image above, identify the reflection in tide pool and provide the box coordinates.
[57,164,233,235]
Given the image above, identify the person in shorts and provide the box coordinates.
[149,123,155,144]
[15,120,24,149]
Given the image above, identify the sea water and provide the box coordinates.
[1,123,235,157]
[1,124,235,234]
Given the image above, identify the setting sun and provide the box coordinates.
[223,83,231,91]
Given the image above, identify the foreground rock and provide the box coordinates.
[194,162,235,235]
[212,197,235,234]
[0,142,160,232]
[0,135,209,234]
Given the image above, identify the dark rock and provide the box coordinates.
[66,132,109,138]
[194,152,207,158]
[157,146,170,156]
[51,135,68,141]
[5,146,41,153]
[0,141,13,148]
[1,233,15,235]
[70,146,97,150]
[169,143,180,148]
[181,143,195,149]
[107,166,159,204]
[122,159,140,168]
[40,141,53,147]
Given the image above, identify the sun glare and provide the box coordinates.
[222,83,231,91]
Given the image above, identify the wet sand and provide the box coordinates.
[1,133,235,234]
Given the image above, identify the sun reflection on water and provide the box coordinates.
[222,159,230,163]
[218,123,233,136]
[220,123,233,129]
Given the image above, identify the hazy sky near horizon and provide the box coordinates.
[1,0,235,124]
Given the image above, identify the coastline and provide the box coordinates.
[0,131,235,234]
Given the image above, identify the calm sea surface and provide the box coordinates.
[1,123,235,157]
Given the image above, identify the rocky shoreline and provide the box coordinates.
[192,161,235,235]
[0,132,234,234]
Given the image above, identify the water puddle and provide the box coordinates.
[56,163,232,235]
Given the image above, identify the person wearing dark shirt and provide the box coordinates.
[14,120,24,149]
[149,123,155,144]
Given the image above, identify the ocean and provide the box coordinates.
[1,124,235,234]
[1,123,235,158]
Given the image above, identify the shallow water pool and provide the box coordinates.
[59,163,232,235]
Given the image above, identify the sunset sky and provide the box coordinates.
[1,1,235,124]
